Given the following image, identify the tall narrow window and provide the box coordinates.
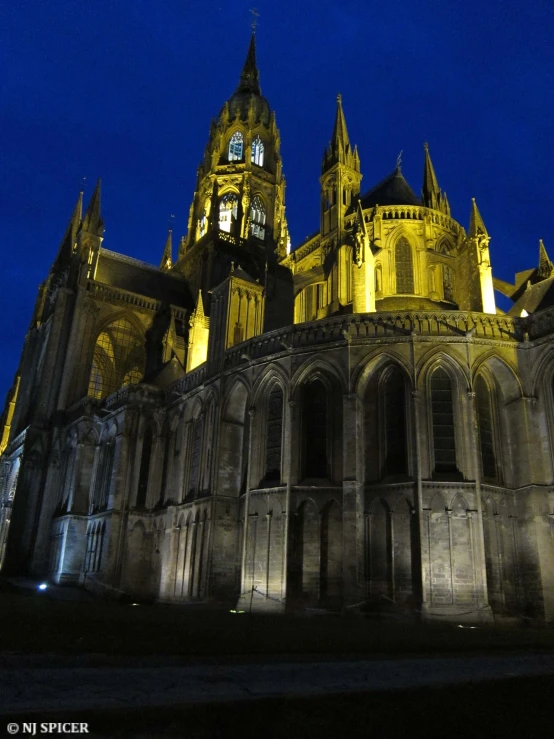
[375,263,383,293]
[304,380,328,478]
[228,131,243,161]
[383,367,407,476]
[476,376,497,481]
[251,135,264,166]
[219,193,238,233]
[395,236,414,294]
[88,319,144,400]
[250,196,266,240]
[265,386,283,483]
[136,425,152,508]
[188,417,203,496]
[198,201,209,238]
[443,264,454,302]
[431,368,457,473]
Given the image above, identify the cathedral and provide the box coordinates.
[1,34,554,623]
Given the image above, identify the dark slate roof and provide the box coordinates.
[96,250,194,310]
[358,168,422,209]
[508,277,554,316]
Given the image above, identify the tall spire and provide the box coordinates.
[468,197,488,239]
[160,228,173,271]
[236,33,261,95]
[81,179,104,236]
[537,239,554,278]
[421,143,450,215]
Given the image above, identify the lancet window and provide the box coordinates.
[383,367,407,476]
[475,376,497,481]
[304,380,328,479]
[219,193,238,233]
[228,131,244,161]
[88,319,145,400]
[198,202,209,238]
[250,196,266,240]
[251,135,264,167]
[264,386,283,483]
[395,237,414,294]
[431,368,457,473]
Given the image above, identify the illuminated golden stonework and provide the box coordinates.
[1,34,554,624]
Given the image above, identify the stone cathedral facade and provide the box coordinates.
[1,35,554,622]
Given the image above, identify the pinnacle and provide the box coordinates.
[468,198,488,239]
[81,179,104,236]
[538,239,554,278]
[160,228,173,270]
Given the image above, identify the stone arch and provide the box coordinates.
[291,355,347,399]
[252,364,289,407]
[218,379,250,497]
[472,352,523,404]
[353,349,413,399]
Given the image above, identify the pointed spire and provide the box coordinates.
[81,179,104,236]
[422,142,440,208]
[331,94,351,161]
[468,198,489,239]
[236,33,260,95]
[160,228,173,270]
[54,190,83,268]
[537,239,554,278]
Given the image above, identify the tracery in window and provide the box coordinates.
[228,131,244,161]
[264,386,283,483]
[383,367,407,476]
[219,193,238,233]
[443,264,454,302]
[250,195,266,240]
[251,135,264,167]
[395,236,414,294]
[431,368,457,473]
[88,319,145,400]
[476,376,497,481]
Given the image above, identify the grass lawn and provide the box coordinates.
[1,581,554,660]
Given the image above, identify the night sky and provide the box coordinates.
[1,0,553,403]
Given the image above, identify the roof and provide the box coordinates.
[358,168,421,209]
[96,250,194,310]
[508,277,554,316]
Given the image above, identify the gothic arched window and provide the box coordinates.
[219,193,238,233]
[250,195,266,240]
[443,264,454,302]
[188,416,203,496]
[383,367,407,476]
[395,237,414,294]
[264,386,283,483]
[476,375,497,481]
[198,201,209,238]
[304,379,328,478]
[228,131,244,161]
[431,368,457,473]
[88,319,145,400]
[251,135,264,167]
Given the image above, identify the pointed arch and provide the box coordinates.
[394,235,414,294]
[250,195,266,240]
[228,130,244,161]
[219,192,239,233]
[251,135,264,167]
[88,316,145,400]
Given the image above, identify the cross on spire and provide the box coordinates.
[250,7,259,33]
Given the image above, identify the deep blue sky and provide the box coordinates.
[1,0,553,402]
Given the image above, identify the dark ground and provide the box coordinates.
[1,579,553,738]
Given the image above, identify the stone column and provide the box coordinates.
[342,393,364,604]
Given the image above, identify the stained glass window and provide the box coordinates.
[250,195,266,240]
[251,135,264,166]
[395,237,414,294]
[228,131,244,161]
[88,319,144,400]
[431,368,457,472]
[304,380,328,478]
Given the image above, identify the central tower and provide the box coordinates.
[174,33,291,327]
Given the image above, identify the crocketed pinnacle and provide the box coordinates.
[160,228,173,271]
[421,143,449,215]
[468,198,488,239]
[236,33,261,95]
[81,179,104,236]
[54,190,83,268]
[538,239,554,278]
[331,94,350,162]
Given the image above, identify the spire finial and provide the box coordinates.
[250,7,259,33]
[237,28,260,94]
[396,150,403,171]
[337,92,342,103]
